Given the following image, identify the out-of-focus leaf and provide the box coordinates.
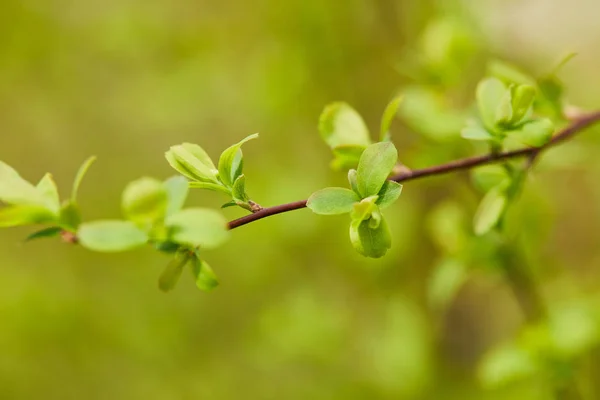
[165,144,219,183]
[319,102,371,149]
[163,176,189,217]
[380,95,402,141]
[307,187,359,215]
[510,85,536,124]
[122,177,168,225]
[356,142,398,197]
[71,156,96,202]
[0,161,47,206]
[59,201,81,231]
[36,173,60,215]
[548,302,600,358]
[428,258,468,311]
[487,60,535,86]
[495,89,514,127]
[158,250,191,292]
[349,217,392,258]
[0,205,56,227]
[218,133,258,187]
[331,145,366,170]
[476,77,508,132]
[511,119,554,147]
[461,124,495,141]
[427,201,468,254]
[478,342,538,387]
[471,165,511,193]
[474,186,508,235]
[78,220,148,252]
[25,226,63,242]
[166,208,230,249]
[191,257,219,291]
[376,181,403,210]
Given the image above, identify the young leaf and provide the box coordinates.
[158,250,191,292]
[356,142,398,197]
[307,187,360,215]
[348,169,360,195]
[349,217,392,258]
[471,165,511,193]
[24,226,63,242]
[122,177,168,224]
[0,161,47,206]
[165,144,219,183]
[163,176,189,217]
[487,59,535,86]
[188,181,231,195]
[510,85,536,124]
[476,77,508,132]
[380,95,402,141]
[319,102,371,149]
[165,208,230,249]
[59,201,81,231]
[376,181,403,209]
[191,256,219,291]
[474,187,508,235]
[78,220,148,252]
[461,123,495,141]
[351,196,379,222]
[36,173,60,215]
[231,174,249,202]
[0,205,56,227]
[71,156,96,202]
[494,88,514,127]
[331,145,367,170]
[512,118,554,147]
[218,133,259,187]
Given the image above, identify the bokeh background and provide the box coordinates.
[2,0,600,399]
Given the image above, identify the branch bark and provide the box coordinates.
[228,110,600,230]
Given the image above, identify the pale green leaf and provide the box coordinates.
[478,343,538,387]
[356,142,398,197]
[494,88,513,126]
[0,161,47,206]
[330,145,366,170]
[428,258,468,311]
[191,257,219,291]
[474,187,508,235]
[351,196,379,222]
[163,176,189,217]
[0,205,56,227]
[36,173,60,215]
[158,250,191,292]
[166,208,230,249]
[218,133,259,187]
[180,142,216,170]
[476,77,508,131]
[165,144,219,183]
[319,102,371,149]
[59,201,81,231]
[349,217,392,258]
[510,85,536,124]
[78,220,149,252]
[307,187,360,215]
[231,174,249,202]
[461,124,495,141]
[71,156,96,202]
[471,165,511,193]
[188,181,231,194]
[380,95,402,141]
[376,181,403,210]
[122,177,168,224]
[512,118,555,147]
[348,169,360,195]
[487,59,535,86]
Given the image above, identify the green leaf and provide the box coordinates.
[380,95,402,141]
[59,201,81,231]
[510,85,536,123]
[512,118,555,147]
[25,226,63,242]
[307,187,360,215]
[165,144,219,183]
[221,201,237,209]
[487,59,536,86]
[188,181,231,195]
[36,173,60,215]
[428,258,468,311]
[71,156,96,202]
[461,124,495,141]
[218,133,259,187]
[122,177,168,224]
[356,142,398,197]
[348,169,360,195]
[351,196,379,222]
[376,181,403,210]
[231,174,249,202]
[191,256,219,291]
[158,250,191,292]
[494,88,514,127]
[471,165,511,193]
[163,176,189,217]
[474,186,508,235]
[319,102,371,149]
[476,77,508,132]
[0,205,56,227]
[330,145,367,170]
[0,161,47,206]
[78,220,149,252]
[478,343,538,387]
[166,208,230,249]
[349,217,392,258]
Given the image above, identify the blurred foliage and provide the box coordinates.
[2,0,600,399]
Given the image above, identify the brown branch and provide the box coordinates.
[228,110,600,230]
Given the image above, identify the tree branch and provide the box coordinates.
[228,110,600,230]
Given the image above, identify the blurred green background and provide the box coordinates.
[2,0,600,399]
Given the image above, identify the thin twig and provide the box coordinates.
[228,110,600,230]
